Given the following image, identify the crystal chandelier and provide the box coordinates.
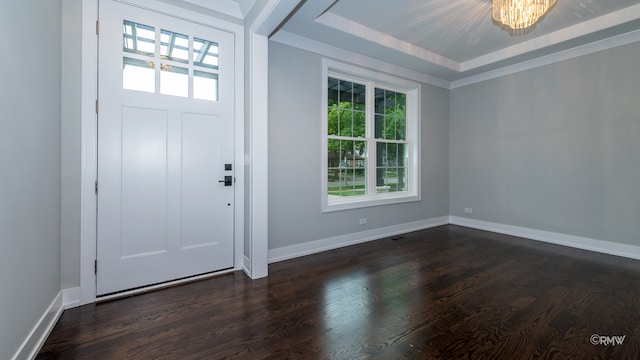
[492,0,557,31]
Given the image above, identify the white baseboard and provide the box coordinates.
[63,287,81,309]
[269,215,640,265]
[268,216,449,263]
[242,255,251,277]
[449,216,640,261]
[9,217,637,360]
[11,291,64,360]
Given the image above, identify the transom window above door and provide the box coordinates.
[122,20,219,101]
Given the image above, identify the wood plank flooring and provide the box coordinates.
[38,225,640,359]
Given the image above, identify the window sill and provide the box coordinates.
[322,193,421,213]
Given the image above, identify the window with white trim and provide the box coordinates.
[322,60,420,212]
[122,20,220,101]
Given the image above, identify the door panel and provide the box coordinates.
[121,107,168,257]
[182,113,219,249]
[97,0,235,295]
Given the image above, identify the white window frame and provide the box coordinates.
[322,59,421,212]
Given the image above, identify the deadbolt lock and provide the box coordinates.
[218,176,233,186]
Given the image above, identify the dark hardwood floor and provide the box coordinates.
[38,225,640,359]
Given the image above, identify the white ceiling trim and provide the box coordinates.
[116,0,244,32]
[184,0,243,18]
[461,3,640,71]
[272,27,640,91]
[248,0,301,34]
[451,28,640,89]
[315,12,460,72]
[271,30,451,89]
[315,2,640,76]
[238,0,257,17]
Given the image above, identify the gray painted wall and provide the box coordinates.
[268,42,450,250]
[0,0,62,358]
[1,7,634,357]
[450,41,640,247]
[61,0,82,290]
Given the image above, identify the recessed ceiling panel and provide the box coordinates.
[277,0,640,83]
[328,0,639,62]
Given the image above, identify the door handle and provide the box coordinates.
[218,176,233,186]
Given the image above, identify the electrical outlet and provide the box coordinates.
[464,208,473,214]
[359,218,367,225]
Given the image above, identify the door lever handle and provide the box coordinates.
[219,176,233,186]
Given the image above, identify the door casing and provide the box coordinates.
[78,0,246,304]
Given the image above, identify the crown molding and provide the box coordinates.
[271,30,451,89]
[315,12,460,72]
[272,27,640,90]
[461,2,640,71]
[238,0,257,17]
[184,0,243,19]
[312,1,640,82]
[451,28,640,88]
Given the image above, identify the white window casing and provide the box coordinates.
[322,59,421,212]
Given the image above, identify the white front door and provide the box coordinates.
[97,0,235,295]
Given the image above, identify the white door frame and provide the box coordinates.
[243,0,302,279]
[79,0,301,305]
[79,0,246,305]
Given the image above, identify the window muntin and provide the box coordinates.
[123,58,155,93]
[374,89,408,194]
[123,21,155,56]
[193,38,220,70]
[193,71,218,101]
[327,79,368,198]
[160,65,188,97]
[121,20,220,101]
[323,62,420,212]
[160,29,189,64]
[328,139,367,197]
